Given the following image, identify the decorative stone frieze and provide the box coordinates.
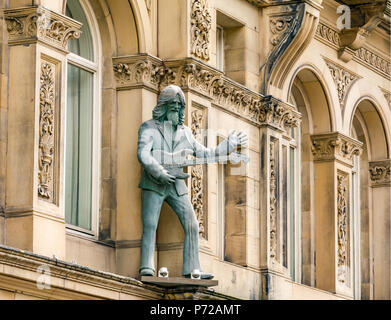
[315,22,340,48]
[354,47,391,78]
[190,0,211,61]
[337,171,350,286]
[38,61,56,202]
[315,21,391,79]
[113,56,301,131]
[5,6,82,52]
[311,132,362,167]
[325,60,360,106]
[190,109,206,239]
[369,160,391,187]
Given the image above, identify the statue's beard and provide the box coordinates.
[167,111,180,126]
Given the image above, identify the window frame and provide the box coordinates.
[64,0,102,239]
[216,25,225,73]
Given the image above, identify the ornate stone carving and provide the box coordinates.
[38,61,56,202]
[269,139,277,260]
[315,22,340,48]
[113,56,301,130]
[5,7,82,52]
[191,109,206,239]
[337,171,349,285]
[354,47,391,78]
[381,88,391,109]
[316,21,391,79]
[369,160,391,187]
[113,55,165,91]
[311,133,362,167]
[269,13,296,50]
[190,0,212,61]
[325,60,360,106]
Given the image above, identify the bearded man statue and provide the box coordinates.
[137,85,248,279]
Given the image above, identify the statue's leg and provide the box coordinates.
[166,192,201,276]
[139,189,165,276]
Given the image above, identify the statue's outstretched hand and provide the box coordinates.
[228,130,248,148]
[159,169,176,185]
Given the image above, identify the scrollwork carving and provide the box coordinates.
[337,172,349,285]
[190,0,212,61]
[369,160,391,187]
[311,133,362,166]
[270,14,296,49]
[269,139,277,260]
[5,7,82,52]
[191,109,207,239]
[325,61,360,106]
[113,56,301,131]
[38,61,56,202]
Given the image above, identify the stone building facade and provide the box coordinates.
[0,0,390,300]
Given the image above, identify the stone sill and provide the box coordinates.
[0,245,231,300]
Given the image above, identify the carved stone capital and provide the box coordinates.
[5,6,82,53]
[259,96,301,131]
[369,159,391,187]
[311,132,363,166]
[113,54,163,92]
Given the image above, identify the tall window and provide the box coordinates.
[216,25,225,72]
[65,0,99,234]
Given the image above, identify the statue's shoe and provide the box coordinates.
[139,268,155,277]
[184,272,214,280]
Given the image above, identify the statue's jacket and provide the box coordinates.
[137,119,234,196]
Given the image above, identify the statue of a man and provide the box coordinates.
[137,85,248,279]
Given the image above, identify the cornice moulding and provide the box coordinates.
[4,6,82,53]
[315,21,391,80]
[113,55,301,131]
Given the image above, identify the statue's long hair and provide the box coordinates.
[153,85,186,125]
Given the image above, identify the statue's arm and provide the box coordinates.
[137,124,165,179]
[187,128,235,158]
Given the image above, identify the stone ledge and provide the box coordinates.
[140,276,218,288]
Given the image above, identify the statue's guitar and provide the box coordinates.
[152,149,250,179]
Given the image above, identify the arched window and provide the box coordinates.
[65,0,100,235]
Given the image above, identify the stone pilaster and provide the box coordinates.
[310,132,362,297]
[259,97,301,299]
[3,6,81,259]
[369,159,391,299]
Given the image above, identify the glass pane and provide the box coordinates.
[65,63,94,230]
[66,0,94,61]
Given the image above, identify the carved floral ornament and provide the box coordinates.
[113,56,301,132]
[190,0,212,61]
[337,171,349,285]
[311,133,363,166]
[369,160,391,187]
[5,7,82,52]
[190,109,206,239]
[269,13,297,50]
[325,60,360,106]
[38,61,56,202]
